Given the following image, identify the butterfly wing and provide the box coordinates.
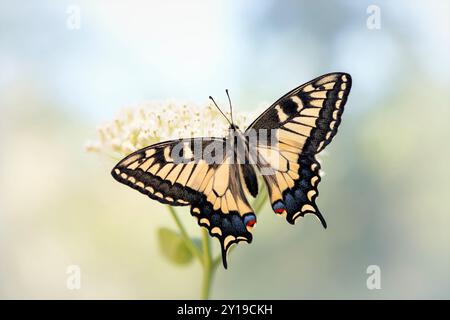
[112,137,256,268]
[246,72,352,226]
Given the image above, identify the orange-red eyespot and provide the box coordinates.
[243,214,257,228]
[272,201,286,215]
[246,219,256,227]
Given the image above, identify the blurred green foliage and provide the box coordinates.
[158,228,195,265]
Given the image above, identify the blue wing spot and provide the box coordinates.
[211,213,221,226]
[284,193,298,214]
[301,168,314,178]
[231,215,247,233]
[221,218,233,233]
[300,180,309,189]
[294,189,307,202]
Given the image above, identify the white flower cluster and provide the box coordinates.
[85,100,254,157]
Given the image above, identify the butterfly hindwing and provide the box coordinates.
[247,72,352,226]
[112,137,256,268]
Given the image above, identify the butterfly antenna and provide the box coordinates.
[209,96,232,126]
[226,89,234,125]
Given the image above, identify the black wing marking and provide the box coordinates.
[247,72,352,225]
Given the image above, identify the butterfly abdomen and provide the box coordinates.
[240,164,258,197]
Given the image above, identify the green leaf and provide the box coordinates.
[157,227,194,265]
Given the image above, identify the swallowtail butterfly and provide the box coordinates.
[112,72,352,268]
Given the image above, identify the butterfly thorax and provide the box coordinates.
[225,126,259,198]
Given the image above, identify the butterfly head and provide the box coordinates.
[229,124,240,131]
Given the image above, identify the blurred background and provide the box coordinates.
[0,0,449,299]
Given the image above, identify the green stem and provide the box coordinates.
[253,188,268,213]
[166,206,203,262]
[201,228,213,300]
[167,184,268,299]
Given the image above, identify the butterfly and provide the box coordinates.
[112,72,352,268]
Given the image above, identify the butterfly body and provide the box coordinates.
[112,72,352,268]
